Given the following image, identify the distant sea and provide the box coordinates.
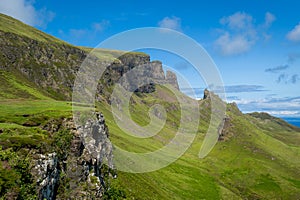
[281,117,300,128]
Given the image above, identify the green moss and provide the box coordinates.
[90,176,99,184]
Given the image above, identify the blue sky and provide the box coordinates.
[0,0,300,117]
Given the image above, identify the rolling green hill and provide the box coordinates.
[0,13,299,199]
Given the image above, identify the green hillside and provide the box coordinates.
[0,13,299,199]
[0,13,66,44]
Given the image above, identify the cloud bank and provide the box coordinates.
[235,96,300,117]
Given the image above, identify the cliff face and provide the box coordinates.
[0,30,180,100]
[166,70,179,90]
[31,114,115,199]
[99,56,180,98]
[32,153,59,200]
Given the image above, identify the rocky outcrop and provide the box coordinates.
[218,116,234,141]
[100,57,179,95]
[166,70,179,90]
[60,113,115,199]
[203,89,210,99]
[0,28,180,100]
[32,153,59,200]
[78,112,114,171]
[31,113,115,199]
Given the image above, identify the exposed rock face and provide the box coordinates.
[166,70,179,90]
[31,113,115,199]
[218,116,234,141]
[150,60,166,80]
[203,89,210,99]
[61,113,114,199]
[32,153,59,200]
[100,56,179,96]
[0,30,180,100]
[78,112,114,170]
[118,53,150,67]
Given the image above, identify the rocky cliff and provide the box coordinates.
[166,70,179,90]
[31,113,115,199]
[0,29,180,100]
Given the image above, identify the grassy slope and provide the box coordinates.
[0,13,66,44]
[1,83,299,199]
[0,13,299,199]
[100,88,300,199]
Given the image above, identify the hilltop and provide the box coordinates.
[0,13,300,199]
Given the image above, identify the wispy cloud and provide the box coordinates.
[181,85,266,98]
[0,0,54,28]
[214,12,276,56]
[182,87,300,117]
[208,85,267,93]
[288,53,300,63]
[291,74,299,84]
[262,12,276,40]
[277,74,288,84]
[265,64,289,73]
[226,96,241,101]
[224,85,267,93]
[276,73,299,84]
[267,53,300,84]
[59,20,110,45]
[264,12,276,28]
[158,16,182,32]
[286,22,300,42]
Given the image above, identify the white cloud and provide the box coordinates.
[92,20,110,32]
[215,12,257,56]
[264,12,276,28]
[268,110,299,116]
[158,16,182,31]
[215,12,276,56]
[286,23,300,42]
[215,32,254,55]
[220,12,253,30]
[0,0,54,27]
